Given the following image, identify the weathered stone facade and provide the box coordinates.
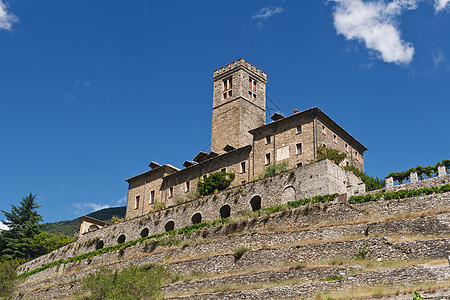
[125,58,366,220]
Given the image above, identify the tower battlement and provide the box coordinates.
[213,58,267,80]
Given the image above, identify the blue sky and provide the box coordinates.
[0,0,449,225]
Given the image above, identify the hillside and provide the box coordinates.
[41,206,126,237]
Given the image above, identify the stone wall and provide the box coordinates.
[17,159,364,275]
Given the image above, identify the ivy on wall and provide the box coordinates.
[386,159,450,184]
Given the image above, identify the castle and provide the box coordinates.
[125,58,367,219]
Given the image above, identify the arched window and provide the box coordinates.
[165,221,175,232]
[95,240,104,250]
[220,205,231,219]
[140,228,149,238]
[250,195,261,211]
[191,213,202,224]
[117,234,126,244]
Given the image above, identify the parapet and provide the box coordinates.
[213,58,267,80]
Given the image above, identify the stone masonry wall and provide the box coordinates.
[17,159,364,275]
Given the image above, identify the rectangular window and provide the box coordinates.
[223,77,232,99]
[296,125,302,134]
[168,187,173,198]
[185,181,190,192]
[135,195,140,209]
[265,135,271,144]
[345,143,348,152]
[297,162,303,168]
[240,161,246,173]
[333,134,337,143]
[296,143,302,155]
[265,153,271,165]
[322,125,326,135]
[354,151,358,160]
[248,77,257,100]
[150,190,155,204]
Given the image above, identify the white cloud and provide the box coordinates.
[435,0,450,11]
[73,202,110,216]
[0,0,18,31]
[331,0,417,65]
[252,7,285,28]
[431,48,446,69]
[0,221,9,231]
[115,195,127,206]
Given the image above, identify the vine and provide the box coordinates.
[386,159,449,184]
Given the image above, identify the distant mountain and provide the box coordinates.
[41,206,126,238]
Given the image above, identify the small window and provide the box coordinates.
[296,125,302,134]
[322,125,326,135]
[333,134,337,143]
[203,175,207,180]
[240,161,246,173]
[135,195,140,209]
[265,153,271,165]
[221,168,226,173]
[354,151,358,160]
[265,135,271,144]
[150,190,155,204]
[248,77,257,100]
[185,181,190,192]
[296,143,302,155]
[223,77,232,99]
[345,143,348,152]
[297,162,303,167]
[168,187,173,198]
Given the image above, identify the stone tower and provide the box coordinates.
[211,58,267,154]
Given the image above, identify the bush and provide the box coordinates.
[354,245,371,260]
[317,145,346,165]
[197,172,235,197]
[344,165,385,191]
[80,264,167,300]
[233,246,250,260]
[0,260,18,299]
[323,274,343,281]
[262,161,288,178]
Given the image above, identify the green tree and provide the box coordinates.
[197,172,235,197]
[80,264,167,300]
[0,193,73,261]
[316,145,347,165]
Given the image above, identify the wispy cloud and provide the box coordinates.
[251,7,285,28]
[431,48,446,69]
[435,0,450,12]
[0,221,9,231]
[330,0,417,65]
[73,202,110,216]
[0,0,18,31]
[115,195,127,206]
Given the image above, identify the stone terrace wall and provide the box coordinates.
[17,159,364,275]
[381,174,450,193]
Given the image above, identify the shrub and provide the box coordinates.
[354,245,371,260]
[197,172,235,197]
[317,145,346,165]
[323,274,343,281]
[0,260,18,299]
[80,264,167,300]
[262,161,288,178]
[233,246,250,260]
[412,291,424,300]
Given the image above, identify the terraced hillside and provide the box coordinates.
[14,176,450,299]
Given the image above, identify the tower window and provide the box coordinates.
[185,181,190,192]
[248,77,257,100]
[296,143,302,155]
[296,125,302,134]
[135,195,140,209]
[265,153,271,165]
[223,77,232,100]
[265,135,271,144]
[333,134,337,143]
[150,190,155,204]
